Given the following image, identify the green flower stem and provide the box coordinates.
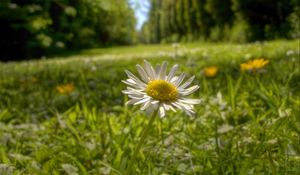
[126,109,158,175]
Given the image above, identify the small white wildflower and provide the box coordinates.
[122,60,201,117]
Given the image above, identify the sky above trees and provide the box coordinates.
[129,0,150,29]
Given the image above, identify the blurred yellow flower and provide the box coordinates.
[204,66,218,77]
[56,83,74,94]
[240,58,269,72]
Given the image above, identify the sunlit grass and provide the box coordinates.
[0,40,299,174]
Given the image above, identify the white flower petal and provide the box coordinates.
[125,87,145,94]
[174,101,193,110]
[182,108,195,117]
[159,105,165,118]
[144,60,156,80]
[180,85,199,96]
[134,97,151,105]
[158,61,168,80]
[168,105,176,112]
[122,80,135,86]
[173,73,185,87]
[126,78,136,84]
[166,64,178,81]
[178,75,195,90]
[121,90,133,94]
[163,103,176,112]
[122,87,145,95]
[122,79,145,89]
[136,64,150,83]
[178,98,201,105]
[128,94,144,100]
[151,100,159,105]
[145,103,159,115]
[162,103,169,111]
[125,70,147,87]
[126,99,140,105]
[171,102,183,110]
[140,100,152,110]
[170,76,178,83]
[155,64,161,76]
[173,101,196,116]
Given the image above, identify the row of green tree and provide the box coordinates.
[139,0,299,43]
[0,0,136,60]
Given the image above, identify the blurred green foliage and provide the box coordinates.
[141,0,299,43]
[0,0,136,60]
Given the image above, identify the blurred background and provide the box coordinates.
[0,0,299,61]
[0,1,299,174]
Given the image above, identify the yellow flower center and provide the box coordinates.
[146,80,178,102]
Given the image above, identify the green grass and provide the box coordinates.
[0,40,299,174]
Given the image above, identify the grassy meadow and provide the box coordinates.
[0,40,299,174]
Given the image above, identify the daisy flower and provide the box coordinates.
[122,60,200,117]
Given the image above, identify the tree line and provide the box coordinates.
[0,0,136,60]
[1,0,299,60]
[139,0,299,43]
